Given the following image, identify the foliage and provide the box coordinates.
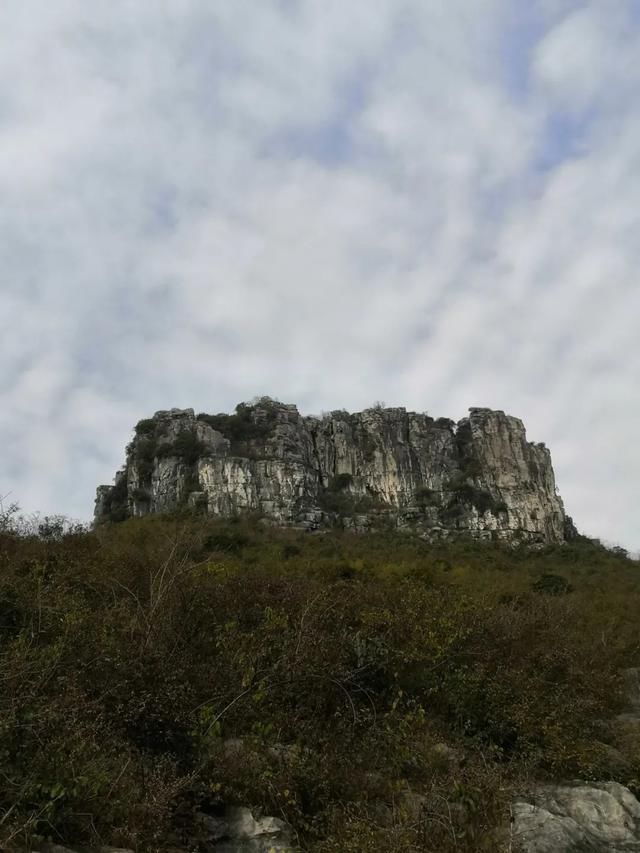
[414,486,439,507]
[100,474,129,523]
[156,429,207,466]
[531,573,573,595]
[134,436,157,481]
[444,465,504,516]
[197,400,279,455]
[317,474,388,518]
[0,516,638,851]
[328,473,354,492]
[0,496,20,533]
[135,418,158,437]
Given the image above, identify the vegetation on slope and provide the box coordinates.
[0,508,639,851]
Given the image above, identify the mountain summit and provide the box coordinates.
[96,398,575,544]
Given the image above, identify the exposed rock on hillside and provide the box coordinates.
[96,398,574,543]
[513,782,640,852]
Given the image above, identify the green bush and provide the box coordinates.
[414,486,439,507]
[328,473,353,492]
[156,429,207,466]
[135,418,157,436]
[135,435,158,481]
[101,474,129,522]
[532,573,573,596]
[197,401,278,455]
[446,479,500,516]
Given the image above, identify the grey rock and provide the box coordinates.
[513,782,640,852]
[96,399,572,544]
[204,806,294,852]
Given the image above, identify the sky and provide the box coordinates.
[1,1,639,550]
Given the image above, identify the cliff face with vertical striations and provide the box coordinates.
[95,398,576,544]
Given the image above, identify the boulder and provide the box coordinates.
[199,806,294,852]
[512,782,640,852]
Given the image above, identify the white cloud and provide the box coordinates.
[0,0,638,549]
[533,5,640,113]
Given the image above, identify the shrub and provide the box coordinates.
[157,429,207,466]
[132,487,152,503]
[414,486,439,507]
[101,473,129,522]
[328,473,353,492]
[135,417,157,436]
[446,478,499,516]
[203,529,250,553]
[197,402,278,455]
[281,543,302,560]
[531,573,573,596]
[135,435,158,481]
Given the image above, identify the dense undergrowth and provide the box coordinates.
[0,510,639,851]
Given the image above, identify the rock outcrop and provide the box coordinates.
[513,782,640,852]
[512,668,640,852]
[96,398,574,543]
[198,806,293,852]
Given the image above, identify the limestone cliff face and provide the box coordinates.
[95,398,574,543]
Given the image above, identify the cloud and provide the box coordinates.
[0,0,638,550]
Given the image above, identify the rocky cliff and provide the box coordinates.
[95,398,575,543]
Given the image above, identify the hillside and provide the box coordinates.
[1,509,639,851]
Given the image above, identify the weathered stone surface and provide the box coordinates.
[513,782,640,852]
[199,806,294,852]
[95,398,573,544]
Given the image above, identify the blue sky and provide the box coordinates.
[1,0,639,550]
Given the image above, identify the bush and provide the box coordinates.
[135,435,158,481]
[135,418,157,436]
[435,417,455,429]
[132,487,152,503]
[446,479,500,516]
[532,573,573,596]
[414,486,439,507]
[328,473,353,492]
[197,401,278,455]
[203,529,251,553]
[101,473,129,522]
[157,429,207,466]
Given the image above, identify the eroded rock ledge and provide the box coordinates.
[96,398,575,544]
